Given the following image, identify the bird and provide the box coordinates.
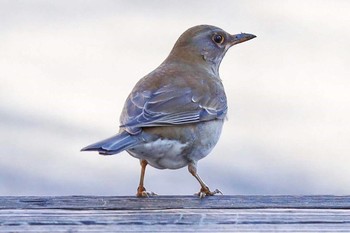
[81,25,256,198]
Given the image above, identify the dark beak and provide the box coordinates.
[229,33,256,46]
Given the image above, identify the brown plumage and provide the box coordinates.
[82,25,256,197]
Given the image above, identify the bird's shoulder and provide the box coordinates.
[133,63,225,96]
[119,64,227,134]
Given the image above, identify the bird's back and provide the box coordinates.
[119,62,228,135]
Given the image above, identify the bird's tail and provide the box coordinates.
[81,131,140,155]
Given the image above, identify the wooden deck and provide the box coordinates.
[0,195,350,232]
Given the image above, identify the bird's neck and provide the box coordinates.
[164,51,222,78]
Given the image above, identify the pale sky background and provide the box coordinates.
[1,0,349,196]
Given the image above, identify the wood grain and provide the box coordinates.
[0,195,349,232]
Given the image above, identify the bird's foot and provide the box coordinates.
[136,187,157,198]
[195,187,222,198]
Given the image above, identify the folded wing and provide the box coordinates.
[120,83,227,134]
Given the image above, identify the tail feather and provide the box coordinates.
[81,131,140,155]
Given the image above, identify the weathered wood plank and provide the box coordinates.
[1,209,350,232]
[0,196,349,232]
[1,195,350,210]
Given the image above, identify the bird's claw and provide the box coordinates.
[141,190,157,197]
[195,188,223,198]
[136,187,157,197]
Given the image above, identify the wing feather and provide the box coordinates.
[120,82,227,134]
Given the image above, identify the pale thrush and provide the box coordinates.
[82,25,256,197]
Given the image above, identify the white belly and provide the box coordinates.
[128,138,189,169]
[127,119,224,169]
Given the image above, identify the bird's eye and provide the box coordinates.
[212,34,224,44]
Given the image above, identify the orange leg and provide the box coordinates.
[188,162,222,198]
[136,159,156,197]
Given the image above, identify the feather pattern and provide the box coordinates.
[81,131,141,155]
[120,68,227,134]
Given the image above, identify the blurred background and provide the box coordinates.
[1,0,349,196]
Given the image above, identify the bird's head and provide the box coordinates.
[166,25,256,75]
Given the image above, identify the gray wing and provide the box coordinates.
[120,84,227,134]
